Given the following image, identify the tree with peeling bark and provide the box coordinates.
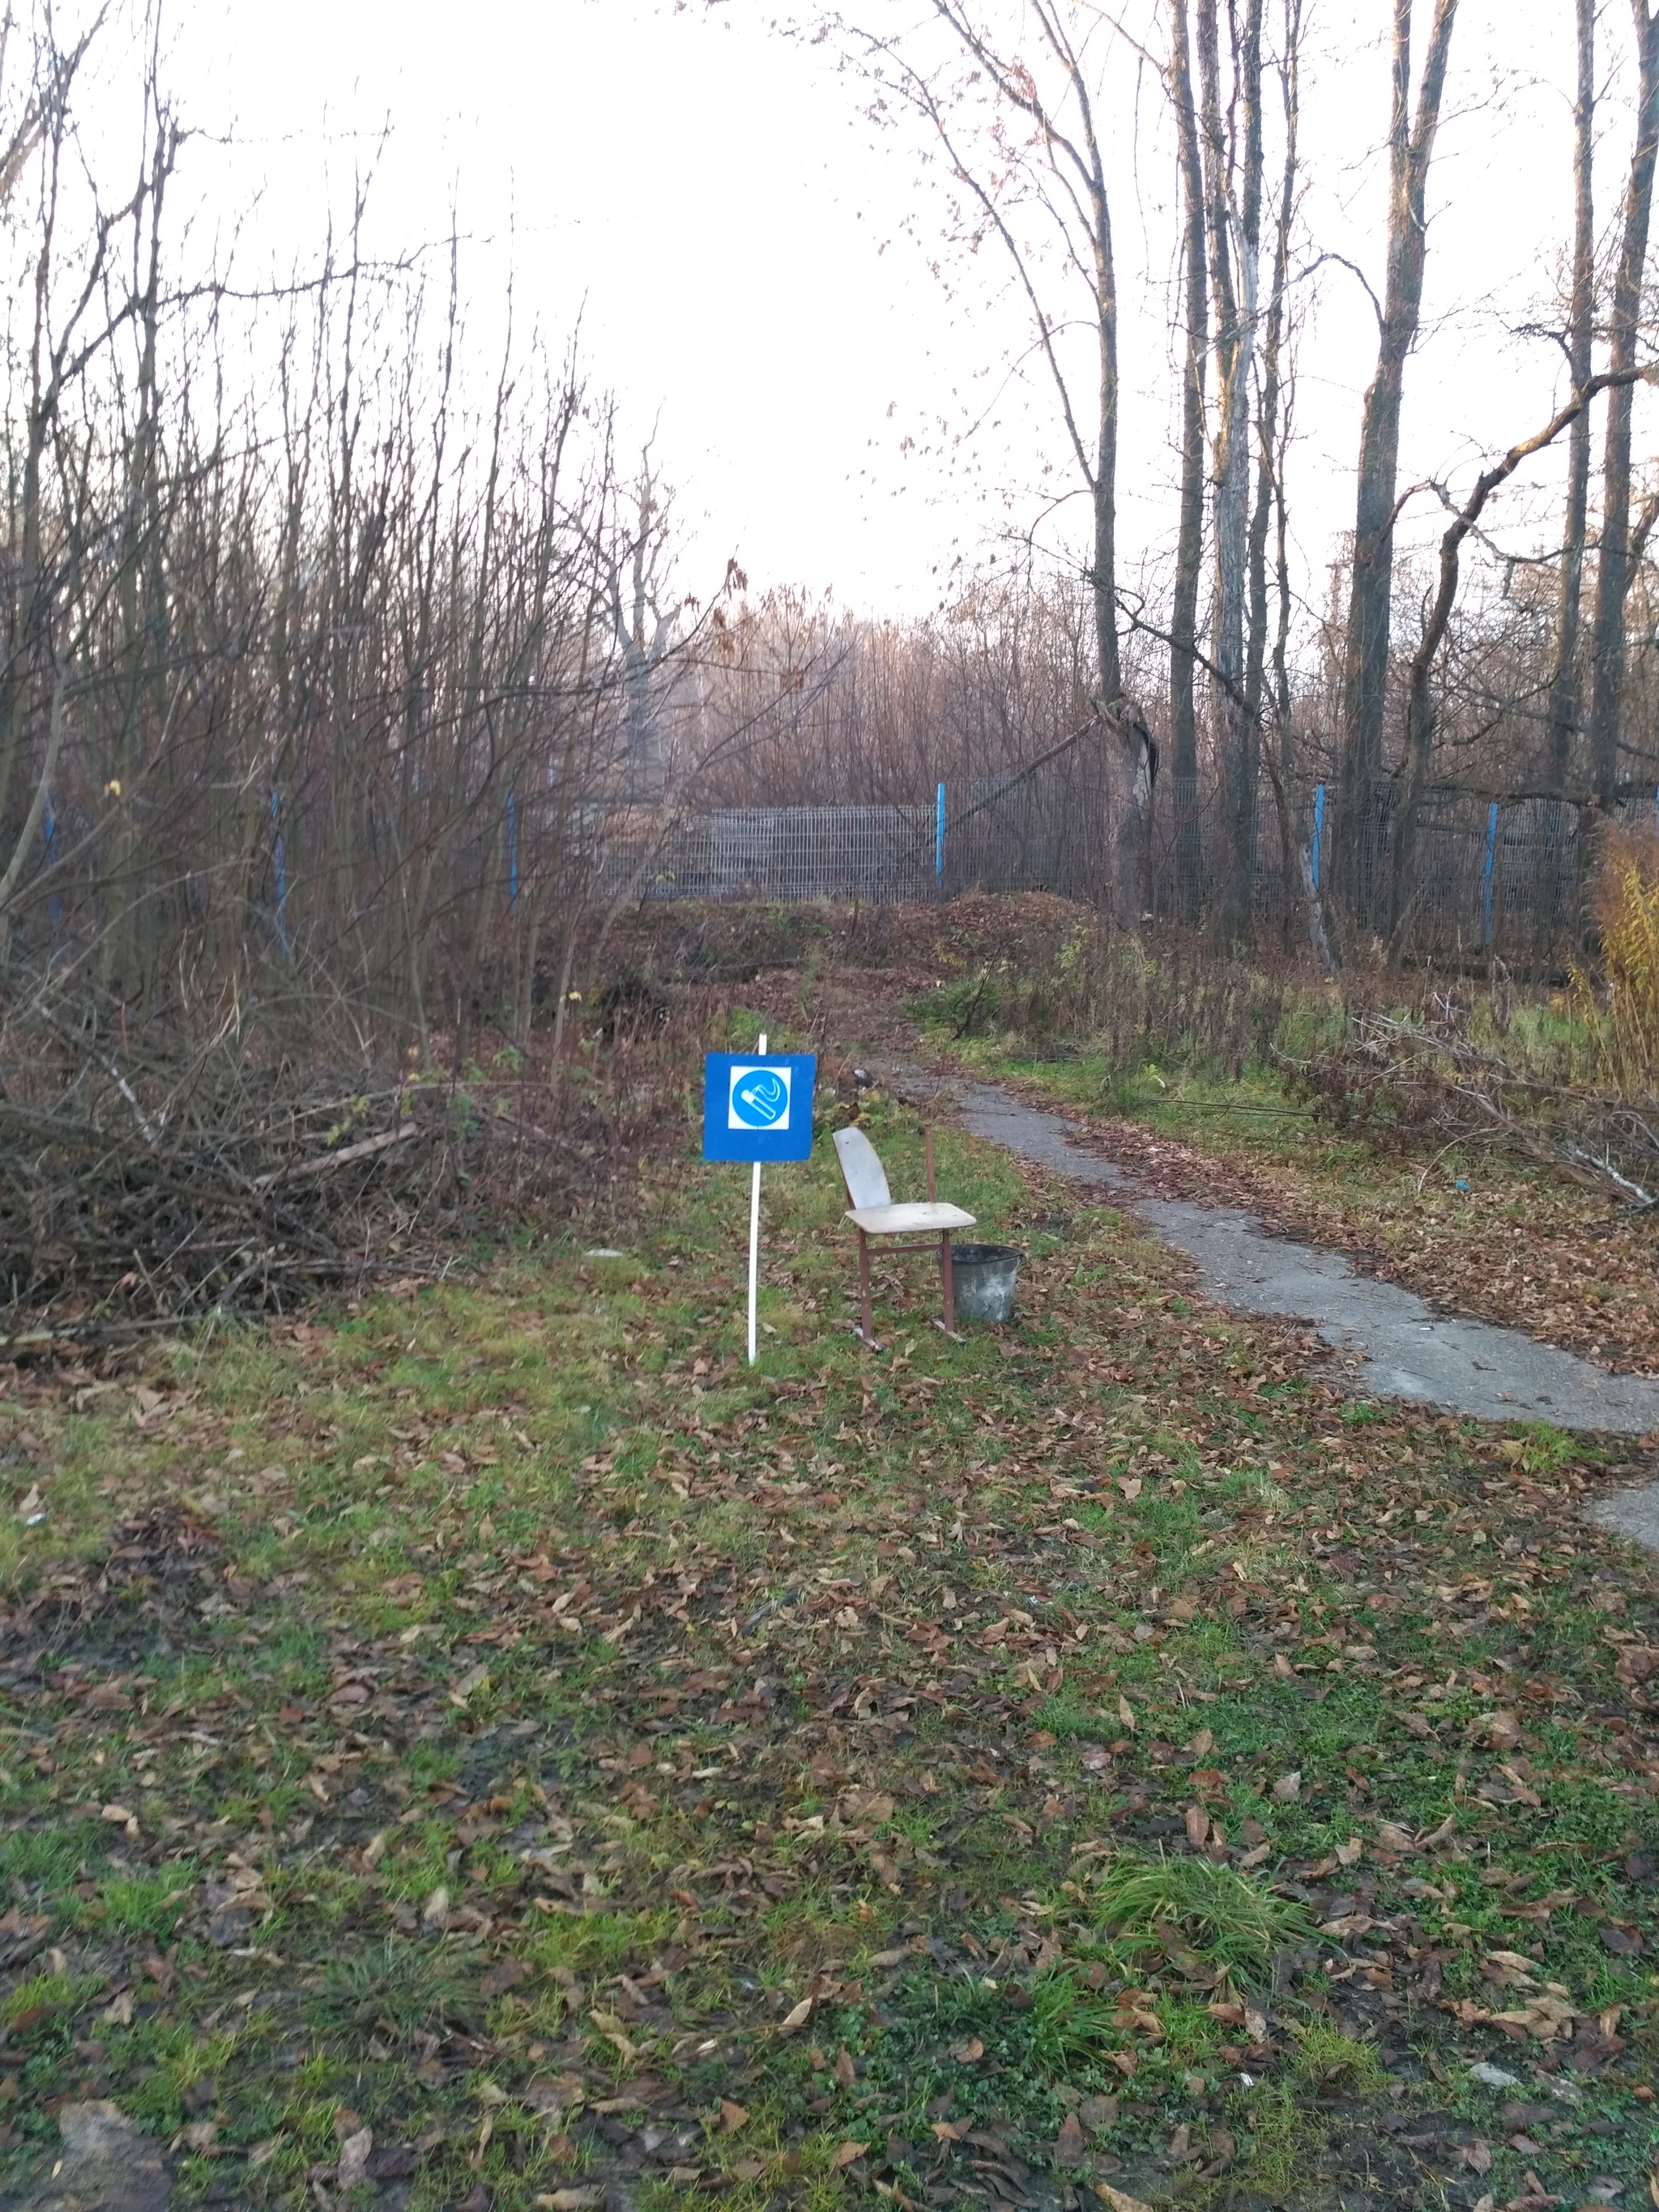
[1330,0,1459,944]
[1588,0,1659,808]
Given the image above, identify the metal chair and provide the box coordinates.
[834,1125,975,1347]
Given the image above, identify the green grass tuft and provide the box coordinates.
[1091,1851,1316,1986]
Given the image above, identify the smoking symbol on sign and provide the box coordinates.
[728,1065,791,1130]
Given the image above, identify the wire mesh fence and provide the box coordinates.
[608,805,938,904]
[587,749,1639,962]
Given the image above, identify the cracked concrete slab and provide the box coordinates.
[945,1080,1659,1438]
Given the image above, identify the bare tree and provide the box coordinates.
[1330,0,1459,939]
[1388,368,1653,953]
[834,2,1164,918]
[1546,0,1597,799]
[604,441,683,801]
[1198,0,1264,941]
[1168,0,1208,922]
[1588,0,1659,805]
[1246,0,1304,948]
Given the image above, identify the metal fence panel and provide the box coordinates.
[612,805,936,904]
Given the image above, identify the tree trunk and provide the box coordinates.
[1168,0,1209,923]
[1546,0,1596,799]
[1587,0,1659,805]
[1331,0,1460,941]
[1198,0,1263,943]
[1247,0,1303,949]
[1084,93,1135,923]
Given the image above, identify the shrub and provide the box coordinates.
[1580,826,1659,1094]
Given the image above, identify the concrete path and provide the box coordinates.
[945,1080,1659,1445]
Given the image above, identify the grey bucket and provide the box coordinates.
[950,1242,1023,1324]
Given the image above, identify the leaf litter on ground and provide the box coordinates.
[0,1023,1654,2210]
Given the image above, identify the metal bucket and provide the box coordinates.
[950,1242,1023,1325]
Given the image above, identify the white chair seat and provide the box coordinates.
[847,1201,976,1235]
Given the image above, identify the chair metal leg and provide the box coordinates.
[858,1229,875,1347]
[940,1232,956,1335]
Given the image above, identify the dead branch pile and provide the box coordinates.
[0,1001,450,1322]
[1287,1010,1659,1210]
[0,980,699,1333]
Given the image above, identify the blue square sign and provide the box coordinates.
[702,1053,817,1163]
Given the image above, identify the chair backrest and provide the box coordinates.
[834,1126,891,1210]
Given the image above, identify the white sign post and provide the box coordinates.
[701,1036,817,1366]
[748,1032,766,1365]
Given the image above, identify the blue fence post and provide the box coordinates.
[507,788,519,913]
[1482,800,1499,946]
[271,788,291,963]
[1311,782,1324,890]
[936,781,945,887]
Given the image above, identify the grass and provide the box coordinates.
[0,1077,1657,2211]
[1089,1853,1316,1987]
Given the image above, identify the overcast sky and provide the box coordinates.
[147,0,1653,628]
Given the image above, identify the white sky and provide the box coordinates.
[126,0,1659,627]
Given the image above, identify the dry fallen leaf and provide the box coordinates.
[1270,1770,1301,1803]
[830,2141,868,2169]
[719,2100,749,2134]
[1094,2186,1157,2212]
[337,2128,373,2189]
[480,1959,530,1997]
[1053,2112,1086,2165]
[776,1995,813,2034]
